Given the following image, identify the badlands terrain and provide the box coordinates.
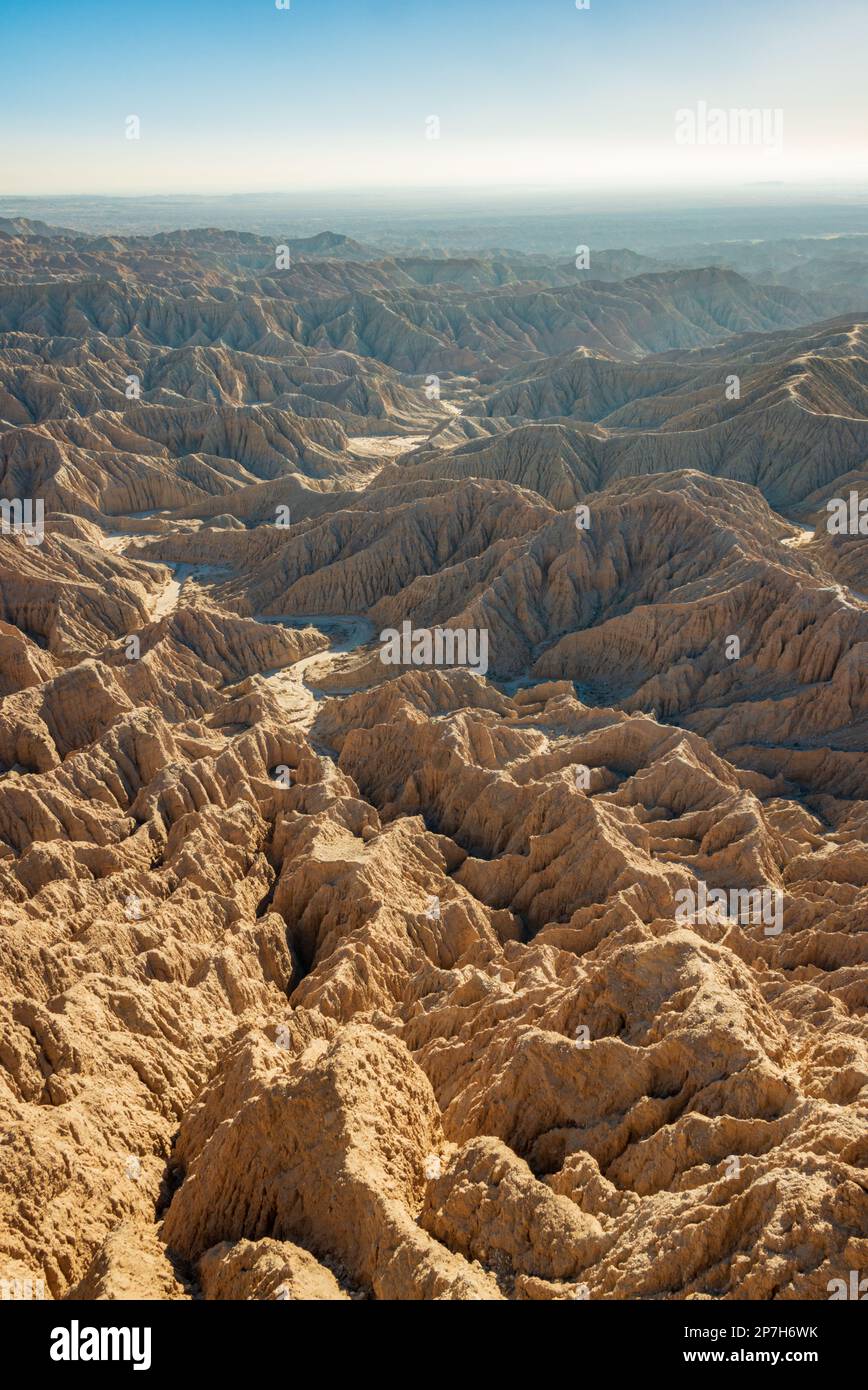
[0,217,865,1301]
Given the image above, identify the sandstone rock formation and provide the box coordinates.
[0,219,865,1302]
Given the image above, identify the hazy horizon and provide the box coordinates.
[4,186,868,260]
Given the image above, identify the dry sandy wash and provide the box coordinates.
[0,220,865,1301]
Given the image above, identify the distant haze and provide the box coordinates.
[2,191,868,258]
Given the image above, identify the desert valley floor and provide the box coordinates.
[0,218,865,1301]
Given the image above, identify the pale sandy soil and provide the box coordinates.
[149,576,182,621]
[782,528,815,548]
[259,615,375,728]
[346,434,427,459]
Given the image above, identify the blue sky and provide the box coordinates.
[2,0,866,193]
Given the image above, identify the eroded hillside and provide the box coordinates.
[0,221,865,1302]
